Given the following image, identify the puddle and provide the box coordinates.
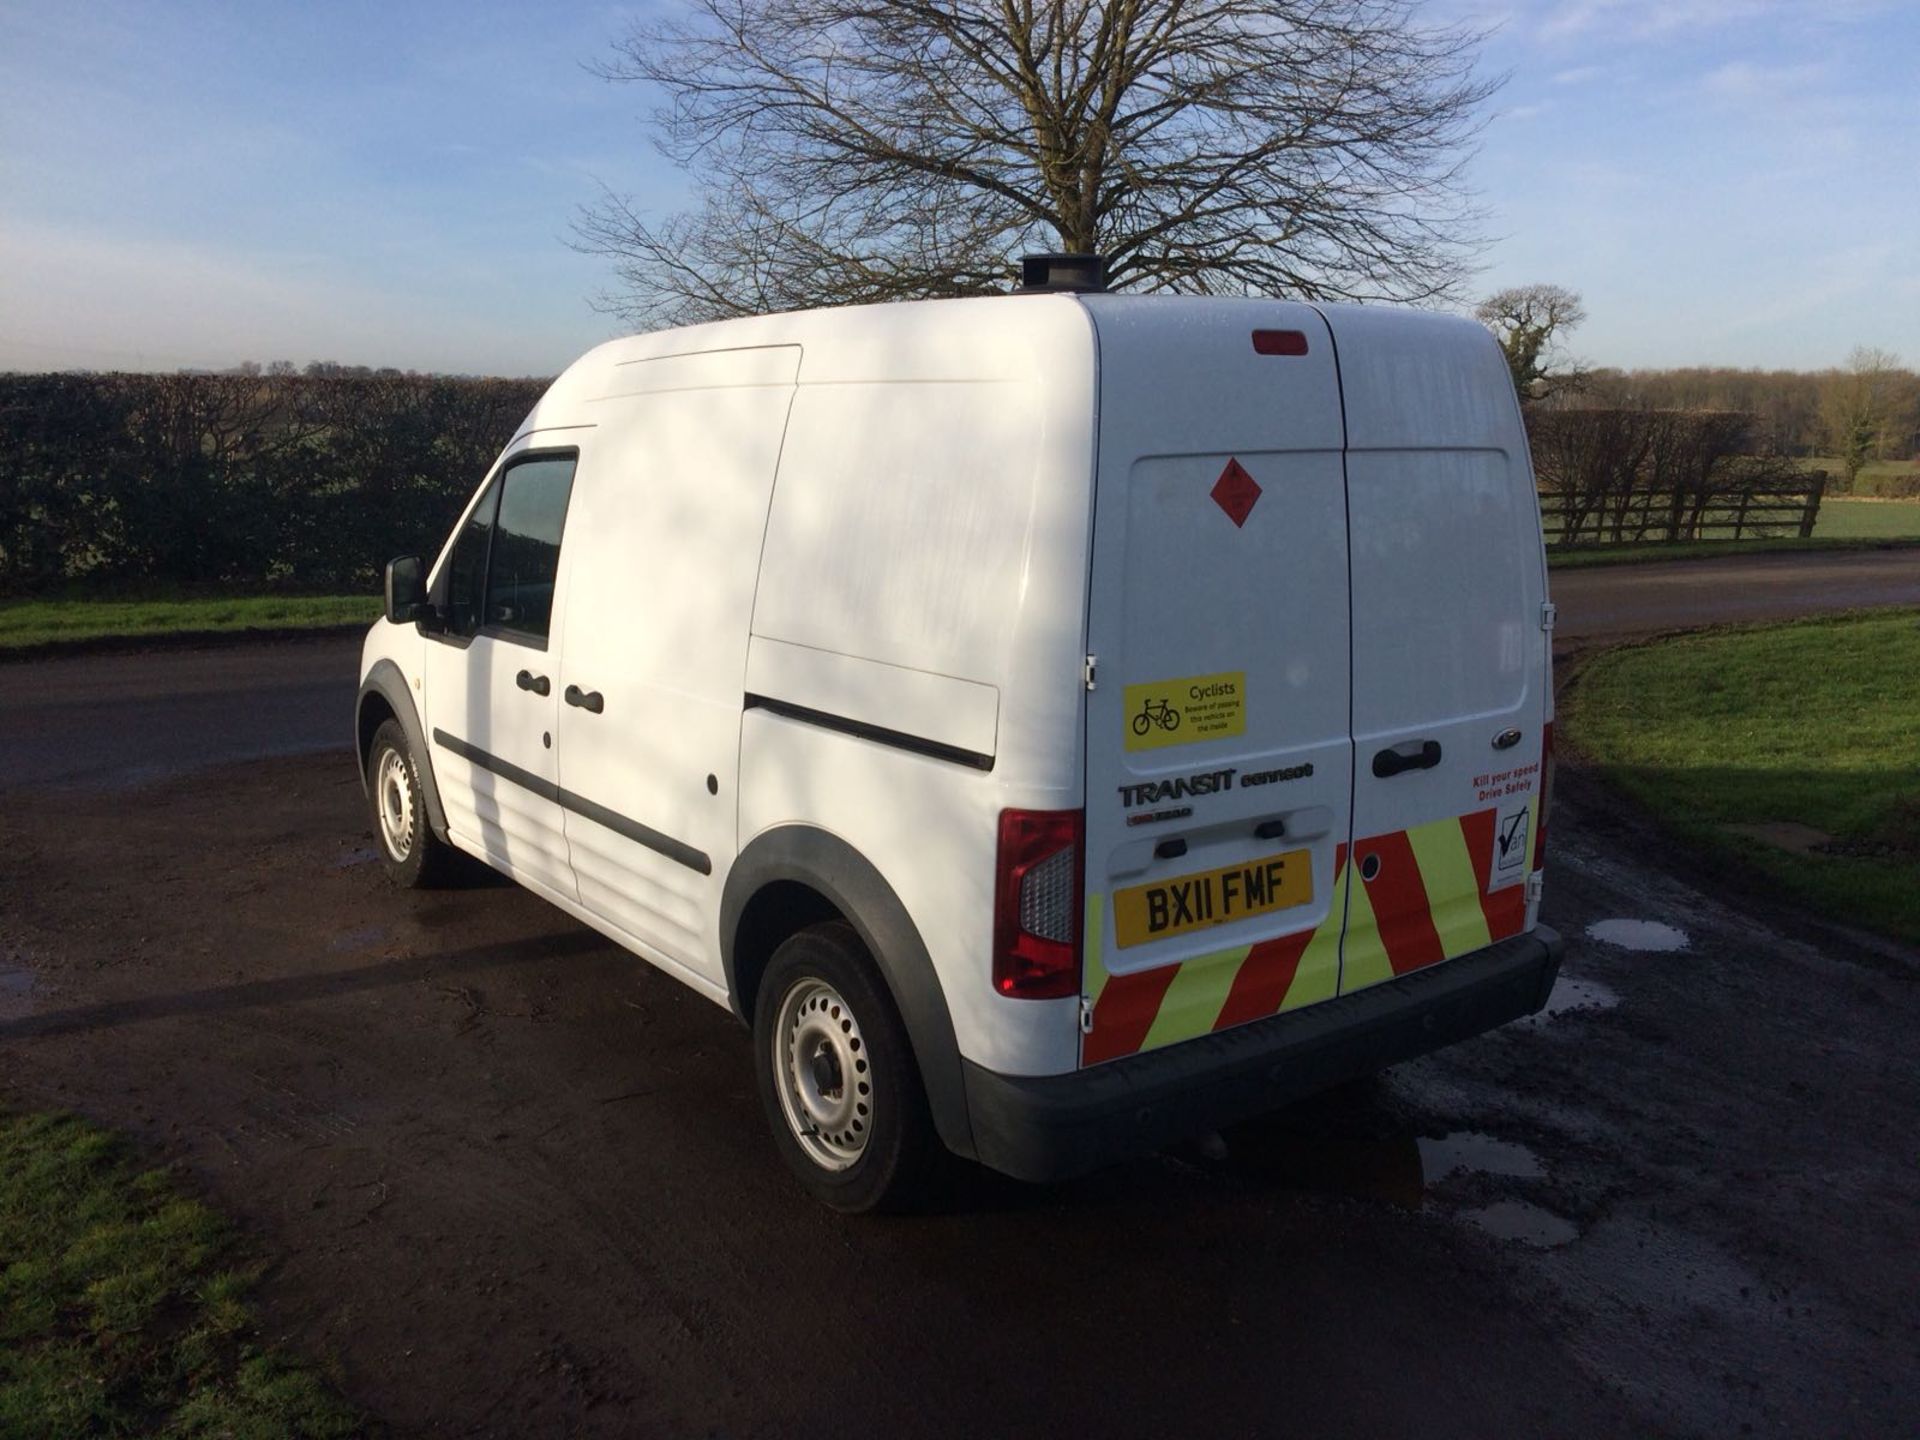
[1585,918,1689,953]
[1458,1200,1579,1248]
[1418,1131,1544,1181]
[1225,1123,1565,1234]
[0,968,33,996]
[1523,973,1622,1026]
[333,846,380,869]
[327,924,392,953]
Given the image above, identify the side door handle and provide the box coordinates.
[515,669,550,696]
[564,684,605,714]
[1372,740,1442,778]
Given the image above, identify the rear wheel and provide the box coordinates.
[366,719,454,888]
[753,922,940,1213]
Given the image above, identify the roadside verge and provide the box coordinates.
[1557,608,1920,947]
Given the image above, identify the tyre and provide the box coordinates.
[366,719,455,889]
[1132,712,1151,736]
[753,922,941,1213]
[1164,708,1181,731]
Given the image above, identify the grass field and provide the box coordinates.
[0,594,378,650]
[0,1110,359,1437]
[1815,496,1920,539]
[1561,609,1920,943]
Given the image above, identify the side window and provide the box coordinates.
[482,454,577,644]
[445,476,501,637]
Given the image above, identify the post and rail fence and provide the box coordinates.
[1539,472,1827,548]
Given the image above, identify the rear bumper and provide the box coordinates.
[963,925,1562,1183]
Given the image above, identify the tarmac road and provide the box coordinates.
[3,547,1916,791]
[0,547,1916,1436]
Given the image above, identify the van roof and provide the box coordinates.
[521,292,1506,446]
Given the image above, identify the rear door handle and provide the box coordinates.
[1372,740,1442,778]
[515,669,550,696]
[564,684,604,714]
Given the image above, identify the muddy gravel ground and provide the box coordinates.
[2,752,1917,1438]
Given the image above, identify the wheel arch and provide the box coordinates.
[356,659,450,842]
[722,827,976,1161]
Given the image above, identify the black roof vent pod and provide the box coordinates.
[1019,253,1107,293]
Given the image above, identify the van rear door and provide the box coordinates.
[1318,307,1551,993]
[1078,298,1353,1067]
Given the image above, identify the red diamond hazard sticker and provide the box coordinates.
[1211,458,1261,527]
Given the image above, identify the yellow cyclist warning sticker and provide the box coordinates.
[1123,671,1246,752]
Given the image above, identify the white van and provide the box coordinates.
[357,263,1562,1212]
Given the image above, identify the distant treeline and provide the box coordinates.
[1544,364,1920,475]
[0,372,545,594]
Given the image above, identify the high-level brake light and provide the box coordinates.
[1251,329,1309,356]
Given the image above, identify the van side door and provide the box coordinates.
[552,347,800,992]
[1319,307,1551,993]
[422,443,582,901]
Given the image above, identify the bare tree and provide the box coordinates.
[575,0,1499,327]
[1820,346,1903,490]
[1475,283,1586,402]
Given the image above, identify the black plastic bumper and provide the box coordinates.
[964,925,1562,1183]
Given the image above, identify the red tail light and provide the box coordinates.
[1533,722,1553,869]
[992,808,1084,999]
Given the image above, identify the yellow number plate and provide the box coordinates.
[1112,849,1313,949]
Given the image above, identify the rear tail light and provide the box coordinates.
[1534,722,1554,868]
[992,808,1084,999]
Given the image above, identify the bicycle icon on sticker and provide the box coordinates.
[1131,697,1183,737]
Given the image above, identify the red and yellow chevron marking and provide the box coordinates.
[1082,846,1348,1066]
[1341,802,1535,994]
[1080,802,1537,1066]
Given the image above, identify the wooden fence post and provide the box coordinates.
[1799,471,1827,538]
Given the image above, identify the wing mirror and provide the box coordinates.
[383,554,437,628]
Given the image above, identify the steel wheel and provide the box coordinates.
[771,977,874,1171]
[375,746,416,862]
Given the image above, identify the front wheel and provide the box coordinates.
[753,923,940,1213]
[366,719,455,888]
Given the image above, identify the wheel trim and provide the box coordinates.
[772,978,873,1171]
[375,748,415,861]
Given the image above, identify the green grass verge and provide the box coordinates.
[1547,535,1919,569]
[0,1110,362,1438]
[1545,496,1920,568]
[0,595,378,650]
[1561,609,1920,943]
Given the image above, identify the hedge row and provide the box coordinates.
[1527,407,1813,545]
[1,375,1854,592]
[0,372,545,594]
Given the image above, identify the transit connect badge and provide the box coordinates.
[1123,671,1246,752]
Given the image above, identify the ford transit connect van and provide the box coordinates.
[357,269,1562,1211]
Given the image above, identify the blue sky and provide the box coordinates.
[1,0,1913,374]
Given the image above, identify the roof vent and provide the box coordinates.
[1019,253,1107,293]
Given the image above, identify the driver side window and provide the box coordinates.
[445,475,500,638]
[439,451,578,645]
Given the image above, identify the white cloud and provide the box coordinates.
[1535,0,1889,41]
[1552,65,1605,84]
[1700,59,1830,100]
